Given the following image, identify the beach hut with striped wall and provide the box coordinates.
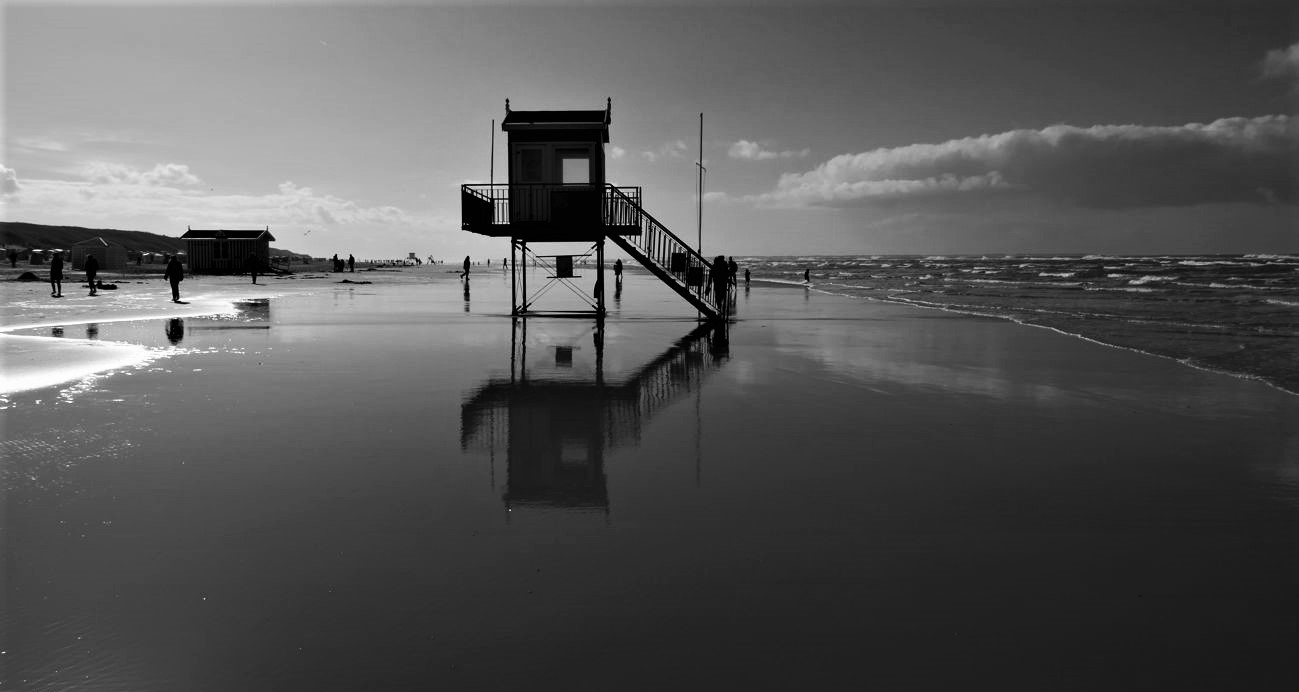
[181,227,274,274]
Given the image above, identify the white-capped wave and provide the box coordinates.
[1128,275,1176,285]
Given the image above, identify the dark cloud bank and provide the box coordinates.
[759,115,1295,210]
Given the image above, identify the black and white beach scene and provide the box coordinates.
[2,2,1296,690]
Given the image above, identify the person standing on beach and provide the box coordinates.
[332,254,340,272]
[804,268,810,283]
[614,259,623,287]
[728,257,738,288]
[49,252,64,297]
[164,255,184,302]
[348,254,355,272]
[247,252,259,284]
[8,249,16,268]
[461,255,471,279]
[745,268,751,286]
[84,254,100,295]
[711,255,729,312]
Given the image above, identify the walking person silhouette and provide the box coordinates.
[164,255,184,302]
[49,252,64,297]
[84,254,99,295]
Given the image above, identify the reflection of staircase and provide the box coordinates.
[603,186,723,320]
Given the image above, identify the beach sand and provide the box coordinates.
[2,267,1296,690]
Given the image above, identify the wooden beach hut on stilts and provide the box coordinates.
[460,99,724,321]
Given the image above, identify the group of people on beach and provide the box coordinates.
[331,254,356,273]
[706,256,747,311]
[46,252,109,298]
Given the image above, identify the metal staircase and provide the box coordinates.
[602,186,725,320]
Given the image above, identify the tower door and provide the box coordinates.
[510,144,549,224]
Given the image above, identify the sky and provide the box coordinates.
[2,0,1296,259]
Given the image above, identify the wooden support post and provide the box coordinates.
[510,238,518,315]
[597,238,605,317]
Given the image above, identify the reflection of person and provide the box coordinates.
[348,254,355,272]
[461,256,471,279]
[247,252,259,284]
[49,252,64,297]
[164,255,184,302]
[165,318,185,345]
[84,254,100,295]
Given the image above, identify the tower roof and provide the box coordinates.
[500,98,611,142]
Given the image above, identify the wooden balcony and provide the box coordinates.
[461,184,644,242]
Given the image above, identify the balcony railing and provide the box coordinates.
[461,183,643,230]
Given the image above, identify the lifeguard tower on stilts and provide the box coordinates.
[461,99,725,321]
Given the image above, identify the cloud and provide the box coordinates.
[609,146,626,160]
[13,137,69,153]
[728,139,809,161]
[3,169,436,232]
[81,162,202,187]
[642,140,689,163]
[1,166,20,195]
[749,115,1295,209]
[1262,41,1299,84]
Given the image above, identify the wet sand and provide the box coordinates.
[2,267,1296,690]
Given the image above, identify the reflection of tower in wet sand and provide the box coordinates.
[460,321,728,513]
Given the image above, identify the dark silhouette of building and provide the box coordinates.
[71,236,127,271]
[182,227,274,274]
[461,99,725,321]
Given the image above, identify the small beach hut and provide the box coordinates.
[182,227,274,274]
[71,236,128,271]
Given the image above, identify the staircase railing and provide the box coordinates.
[603,186,724,319]
[461,182,727,319]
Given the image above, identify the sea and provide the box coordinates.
[738,254,1299,396]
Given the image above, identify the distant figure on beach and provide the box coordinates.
[165,318,185,344]
[728,257,738,287]
[84,254,100,295]
[461,255,471,279]
[164,255,184,302]
[247,252,260,284]
[804,268,810,284]
[8,249,16,268]
[614,259,623,286]
[348,254,355,272]
[49,252,64,297]
[331,254,340,272]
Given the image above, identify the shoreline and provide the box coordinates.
[758,278,1299,398]
[3,267,1295,398]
